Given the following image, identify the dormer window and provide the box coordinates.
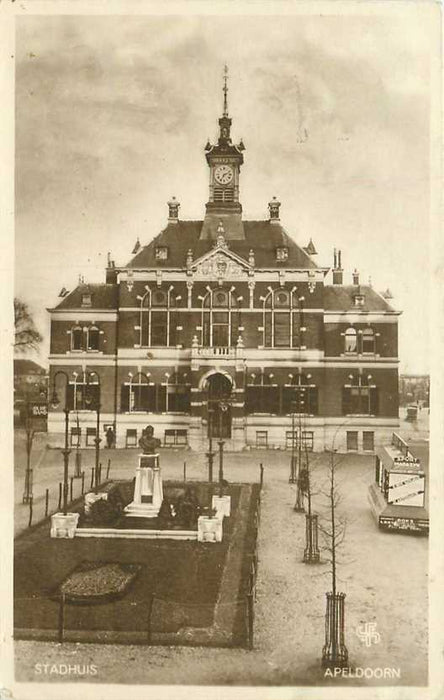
[155,246,168,261]
[81,293,92,307]
[276,247,288,262]
[354,294,365,307]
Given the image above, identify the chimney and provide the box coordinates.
[352,269,360,285]
[168,196,180,223]
[268,196,281,223]
[332,248,343,285]
[106,253,118,284]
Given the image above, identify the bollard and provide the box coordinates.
[58,483,62,511]
[58,593,66,643]
[28,496,33,528]
[45,488,49,518]
[146,593,155,644]
[98,463,102,486]
[81,471,85,495]
[183,461,187,483]
[70,476,74,503]
[106,459,111,480]
[259,463,264,489]
[90,468,94,490]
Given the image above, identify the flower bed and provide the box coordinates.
[59,561,141,604]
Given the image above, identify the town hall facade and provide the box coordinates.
[47,77,400,453]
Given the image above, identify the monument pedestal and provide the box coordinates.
[212,494,231,518]
[124,454,163,518]
[198,515,223,543]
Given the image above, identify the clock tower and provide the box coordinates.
[200,66,246,241]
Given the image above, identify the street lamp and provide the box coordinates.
[206,403,215,484]
[294,390,305,512]
[50,370,71,516]
[84,370,101,492]
[217,401,230,498]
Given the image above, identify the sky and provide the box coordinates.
[15,9,437,373]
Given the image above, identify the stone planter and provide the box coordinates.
[50,512,80,539]
[197,515,223,543]
[212,494,231,518]
[84,491,108,514]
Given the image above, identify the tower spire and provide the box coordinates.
[223,64,229,117]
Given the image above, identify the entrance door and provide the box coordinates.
[206,373,232,439]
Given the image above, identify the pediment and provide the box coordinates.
[190,242,250,280]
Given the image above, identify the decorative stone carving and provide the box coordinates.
[197,515,223,543]
[50,512,80,539]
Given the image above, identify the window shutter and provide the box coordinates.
[342,387,351,415]
[370,387,379,415]
[120,385,129,412]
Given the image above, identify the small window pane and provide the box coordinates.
[70,427,81,447]
[72,328,83,351]
[346,431,358,451]
[345,328,357,353]
[88,327,99,351]
[256,431,268,447]
[363,431,374,451]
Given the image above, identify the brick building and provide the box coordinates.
[47,78,400,453]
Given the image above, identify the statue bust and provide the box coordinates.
[139,425,160,455]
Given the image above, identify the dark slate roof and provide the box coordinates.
[14,359,47,376]
[52,284,118,311]
[125,220,318,270]
[323,285,396,312]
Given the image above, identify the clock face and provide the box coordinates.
[214,165,234,185]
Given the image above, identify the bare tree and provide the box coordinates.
[14,298,43,353]
[318,446,349,668]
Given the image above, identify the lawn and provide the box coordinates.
[14,481,260,646]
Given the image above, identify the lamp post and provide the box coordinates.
[289,402,297,484]
[50,371,71,516]
[84,370,101,493]
[206,403,215,484]
[294,391,305,512]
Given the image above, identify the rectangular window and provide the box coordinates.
[125,428,137,447]
[151,311,167,346]
[86,427,97,446]
[70,427,81,447]
[212,312,229,347]
[245,386,279,414]
[167,385,191,413]
[256,431,268,448]
[164,429,188,446]
[274,313,290,347]
[264,314,272,347]
[302,431,314,451]
[292,313,301,347]
[286,431,296,449]
[346,431,359,451]
[363,431,375,451]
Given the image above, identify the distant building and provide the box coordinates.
[399,375,430,407]
[47,74,401,453]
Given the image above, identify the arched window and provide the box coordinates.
[121,372,155,413]
[282,372,318,415]
[245,371,279,415]
[87,325,100,351]
[362,328,375,354]
[140,287,178,347]
[344,327,357,353]
[263,288,303,348]
[342,374,378,415]
[71,326,83,351]
[163,372,191,413]
[67,372,99,410]
[201,287,240,347]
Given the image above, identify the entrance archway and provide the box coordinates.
[205,373,232,439]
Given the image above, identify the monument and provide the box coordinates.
[124,425,163,518]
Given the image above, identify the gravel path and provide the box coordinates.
[14,452,427,688]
